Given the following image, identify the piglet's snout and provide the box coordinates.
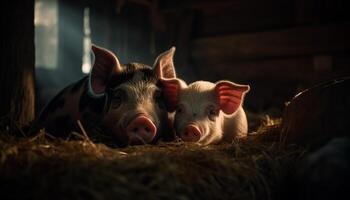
[126,115,157,144]
[180,124,201,142]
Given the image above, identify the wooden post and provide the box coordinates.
[0,0,35,130]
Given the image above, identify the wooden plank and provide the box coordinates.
[193,0,295,36]
[195,13,293,37]
[334,53,350,70]
[295,0,350,25]
[0,0,35,127]
[197,57,314,81]
[295,0,319,25]
[175,12,196,80]
[193,54,350,84]
[199,56,350,112]
[160,0,291,14]
[191,24,350,63]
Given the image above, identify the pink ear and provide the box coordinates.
[154,47,176,79]
[215,81,250,115]
[90,44,122,96]
[160,78,183,112]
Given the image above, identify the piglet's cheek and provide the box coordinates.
[173,116,186,135]
[101,114,126,140]
[113,127,129,143]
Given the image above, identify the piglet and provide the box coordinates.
[161,79,250,145]
[36,45,177,146]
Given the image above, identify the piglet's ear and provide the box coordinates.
[215,81,250,115]
[153,47,176,79]
[89,44,122,97]
[160,78,185,112]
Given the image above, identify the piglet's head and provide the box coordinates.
[87,44,177,146]
[89,45,177,96]
[161,80,249,114]
[162,80,249,145]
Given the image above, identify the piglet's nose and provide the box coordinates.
[126,116,157,144]
[180,124,201,142]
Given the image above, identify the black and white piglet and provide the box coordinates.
[37,45,177,146]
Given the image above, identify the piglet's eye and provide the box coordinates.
[207,105,218,121]
[177,107,182,113]
[209,109,216,115]
[111,89,125,109]
[176,104,185,114]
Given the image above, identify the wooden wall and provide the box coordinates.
[37,0,350,114]
[146,0,350,113]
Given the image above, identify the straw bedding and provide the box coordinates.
[0,118,306,200]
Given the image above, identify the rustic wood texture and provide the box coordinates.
[193,0,295,36]
[192,53,350,112]
[191,24,350,64]
[195,54,350,81]
[0,0,35,128]
[295,0,350,24]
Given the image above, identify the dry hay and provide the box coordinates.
[0,118,306,200]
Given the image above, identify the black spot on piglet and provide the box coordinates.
[44,114,77,137]
[79,89,105,114]
[39,96,65,120]
[70,77,87,93]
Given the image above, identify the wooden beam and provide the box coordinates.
[191,24,350,64]
[160,0,292,14]
[196,55,350,112]
[198,57,313,81]
[193,54,350,83]
[175,12,196,80]
[0,0,35,128]
[194,11,293,37]
[193,0,295,36]
[161,0,241,14]
[128,0,151,7]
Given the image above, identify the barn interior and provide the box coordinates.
[1,0,350,199]
[35,0,350,123]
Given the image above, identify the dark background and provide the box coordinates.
[35,0,350,117]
